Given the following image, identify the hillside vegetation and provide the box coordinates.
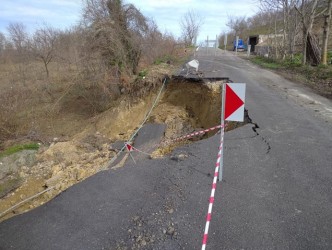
[220,0,332,66]
[0,0,179,144]
[220,0,332,97]
[0,0,192,221]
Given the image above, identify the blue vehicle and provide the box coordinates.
[233,39,245,51]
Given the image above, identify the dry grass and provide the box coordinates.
[0,48,190,147]
[0,60,117,143]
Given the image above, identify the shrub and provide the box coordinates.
[138,69,148,78]
[283,54,302,67]
[327,50,332,64]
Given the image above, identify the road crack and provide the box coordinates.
[246,109,271,154]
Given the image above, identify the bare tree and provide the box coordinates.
[247,11,271,31]
[180,10,204,46]
[295,0,325,65]
[321,0,332,65]
[31,25,59,77]
[55,27,82,67]
[0,32,6,55]
[259,0,302,60]
[226,16,248,38]
[139,19,173,64]
[83,0,148,75]
[7,22,29,60]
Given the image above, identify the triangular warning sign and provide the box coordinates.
[225,84,245,120]
[125,143,133,151]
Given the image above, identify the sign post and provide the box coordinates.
[201,83,246,250]
[219,83,246,181]
[219,84,226,181]
[224,34,227,52]
[235,36,239,55]
[206,35,209,55]
[215,35,218,56]
[125,143,136,164]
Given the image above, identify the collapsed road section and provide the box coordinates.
[0,63,230,221]
[0,57,246,223]
[109,77,225,167]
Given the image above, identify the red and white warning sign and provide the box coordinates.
[224,83,246,122]
[201,82,247,250]
[125,143,133,152]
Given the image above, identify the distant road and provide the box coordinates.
[0,48,331,250]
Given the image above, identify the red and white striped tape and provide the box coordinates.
[201,133,224,250]
[126,124,227,156]
[171,124,224,143]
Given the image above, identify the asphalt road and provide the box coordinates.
[0,49,331,250]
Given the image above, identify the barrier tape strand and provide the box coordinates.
[129,123,227,158]
[201,130,224,250]
[171,124,224,143]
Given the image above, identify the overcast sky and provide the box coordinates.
[0,0,259,43]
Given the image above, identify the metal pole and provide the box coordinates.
[206,36,209,55]
[219,83,226,181]
[224,34,227,53]
[215,35,217,56]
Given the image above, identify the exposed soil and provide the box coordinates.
[151,80,221,139]
[0,65,226,222]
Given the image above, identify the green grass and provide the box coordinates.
[251,56,281,69]
[328,50,332,64]
[0,143,39,159]
[250,55,332,98]
[251,53,332,70]
[250,54,307,69]
[283,54,303,67]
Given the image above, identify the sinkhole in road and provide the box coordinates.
[149,78,249,148]
[149,79,221,142]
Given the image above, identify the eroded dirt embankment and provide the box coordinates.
[0,77,222,222]
[151,80,221,140]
